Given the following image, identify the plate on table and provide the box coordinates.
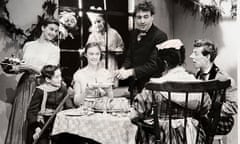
[93,108,130,113]
[61,108,91,116]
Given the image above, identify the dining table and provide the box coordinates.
[51,108,138,144]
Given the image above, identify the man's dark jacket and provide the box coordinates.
[122,24,167,92]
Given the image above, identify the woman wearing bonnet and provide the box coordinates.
[59,8,82,87]
[86,6,124,87]
[131,39,211,144]
[59,8,78,40]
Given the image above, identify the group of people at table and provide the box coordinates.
[3,1,237,144]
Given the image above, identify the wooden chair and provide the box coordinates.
[142,79,231,144]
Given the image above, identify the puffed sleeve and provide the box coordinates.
[22,42,32,62]
[73,70,85,106]
[86,33,96,44]
[111,28,124,52]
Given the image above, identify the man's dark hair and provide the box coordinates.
[193,39,218,62]
[134,1,155,16]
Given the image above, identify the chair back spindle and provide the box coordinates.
[144,79,230,144]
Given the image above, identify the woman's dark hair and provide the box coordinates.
[157,46,185,71]
[23,17,59,44]
[84,42,103,60]
[42,17,59,27]
[134,1,155,16]
[41,65,59,79]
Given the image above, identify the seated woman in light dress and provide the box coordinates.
[131,39,211,144]
[86,6,124,87]
[73,42,114,107]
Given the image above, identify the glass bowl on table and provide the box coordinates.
[86,82,114,97]
[83,96,98,110]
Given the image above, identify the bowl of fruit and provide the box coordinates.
[1,57,22,74]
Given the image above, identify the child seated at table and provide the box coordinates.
[26,65,73,144]
[73,42,114,108]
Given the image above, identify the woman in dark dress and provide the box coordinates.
[26,65,72,144]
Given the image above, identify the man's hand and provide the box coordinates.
[115,68,134,80]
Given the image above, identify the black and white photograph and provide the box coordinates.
[0,0,238,144]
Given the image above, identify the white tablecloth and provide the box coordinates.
[52,109,137,144]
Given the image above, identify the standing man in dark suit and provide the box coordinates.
[190,39,237,135]
[115,1,167,99]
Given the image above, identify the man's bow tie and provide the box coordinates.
[136,29,147,41]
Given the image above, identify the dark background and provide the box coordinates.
[59,0,129,86]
